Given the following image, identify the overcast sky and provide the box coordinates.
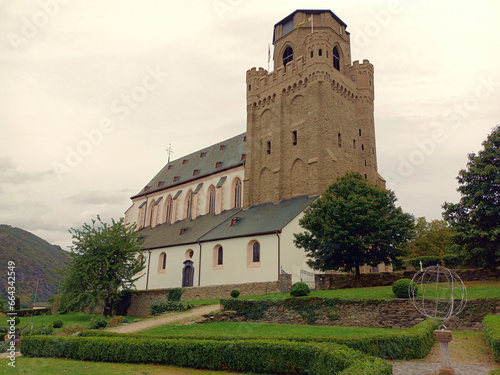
[1,0,499,250]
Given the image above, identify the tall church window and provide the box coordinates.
[247,240,261,267]
[186,191,193,220]
[158,252,166,273]
[283,47,293,70]
[234,178,242,208]
[217,246,223,265]
[164,196,173,224]
[213,245,224,269]
[208,185,216,214]
[253,242,260,263]
[333,47,340,71]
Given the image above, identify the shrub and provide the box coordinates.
[52,319,64,328]
[290,282,311,297]
[107,316,125,327]
[230,290,240,298]
[14,317,20,326]
[483,315,500,363]
[150,301,193,316]
[166,288,184,302]
[88,316,107,330]
[32,326,54,335]
[56,324,85,336]
[392,278,416,298]
[21,335,391,374]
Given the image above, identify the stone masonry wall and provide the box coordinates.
[127,280,280,317]
[315,269,500,290]
[221,298,500,331]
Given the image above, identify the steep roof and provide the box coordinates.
[139,195,317,250]
[132,132,247,199]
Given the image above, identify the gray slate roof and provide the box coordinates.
[132,133,247,199]
[139,195,318,250]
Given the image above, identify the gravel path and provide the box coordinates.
[392,361,497,374]
[106,304,220,333]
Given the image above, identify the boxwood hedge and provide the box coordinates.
[483,315,500,363]
[20,335,391,374]
[78,319,437,360]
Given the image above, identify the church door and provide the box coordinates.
[182,260,194,287]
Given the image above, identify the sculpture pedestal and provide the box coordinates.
[431,330,455,375]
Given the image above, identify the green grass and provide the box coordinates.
[6,357,241,374]
[0,313,142,331]
[138,321,404,337]
[187,281,500,305]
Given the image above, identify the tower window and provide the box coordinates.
[266,140,271,154]
[362,144,365,151]
[359,129,362,136]
[333,47,340,71]
[310,50,313,58]
[248,84,251,91]
[319,49,322,56]
[283,47,293,70]
[364,174,367,179]
[292,130,297,146]
[353,139,356,148]
[338,132,342,148]
[365,160,367,166]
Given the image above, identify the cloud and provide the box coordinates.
[0,156,51,185]
[65,189,134,206]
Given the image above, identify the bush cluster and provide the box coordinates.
[52,320,64,329]
[230,290,240,298]
[290,282,311,297]
[89,316,107,330]
[150,301,193,316]
[80,318,437,360]
[392,278,416,298]
[32,326,54,335]
[483,315,500,363]
[21,335,391,374]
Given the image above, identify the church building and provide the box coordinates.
[125,10,387,293]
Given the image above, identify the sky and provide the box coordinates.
[1,0,499,250]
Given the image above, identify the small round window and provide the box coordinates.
[185,249,194,259]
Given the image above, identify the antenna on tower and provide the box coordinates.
[165,143,174,163]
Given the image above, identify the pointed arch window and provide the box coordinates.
[252,242,260,263]
[164,196,173,224]
[333,46,340,71]
[283,46,293,70]
[234,178,242,208]
[186,191,193,220]
[208,185,216,214]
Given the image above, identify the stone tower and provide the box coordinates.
[243,10,385,208]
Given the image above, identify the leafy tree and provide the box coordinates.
[59,216,145,316]
[403,217,454,258]
[443,125,500,270]
[294,172,415,284]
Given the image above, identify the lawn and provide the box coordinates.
[187,280,500,305]
[6,357,241,374]
[0,313,142,332]
[138,321,404,337]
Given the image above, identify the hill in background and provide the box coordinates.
[0,225,70,307]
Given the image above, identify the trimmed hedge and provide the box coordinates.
[21,335,391,374]
[483,315,500,363]
[78,319,437,360]
[408,255,462,269]
[150,301,193,316]
[9,308,50,317]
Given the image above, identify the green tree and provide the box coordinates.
[443,125,500,270]
[59,216,145,316]
[294,172,415,284]
[403,217,454,258]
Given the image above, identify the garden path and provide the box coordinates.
[106,304,219,334]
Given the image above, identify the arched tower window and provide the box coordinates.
[185,190,193,220]
[164,196,173,224]
[234,178,242,208]
[283,46,293,70]
[207,185,216,214]
[333,46,340,71]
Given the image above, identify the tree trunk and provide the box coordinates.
[355,265,362,287]
[103,297,113,317]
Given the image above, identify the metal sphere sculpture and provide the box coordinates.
[409,265,467,327]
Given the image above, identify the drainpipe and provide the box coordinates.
[145,249,151,290]
[276,231,281,280]
[197,241,202,286]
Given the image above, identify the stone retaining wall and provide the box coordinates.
[127,280,281,317]
[315,269,500,290]
[221,298,500,331]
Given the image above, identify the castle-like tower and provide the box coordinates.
[244,10,385,208]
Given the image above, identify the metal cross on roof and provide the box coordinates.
[165,143,174,163]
